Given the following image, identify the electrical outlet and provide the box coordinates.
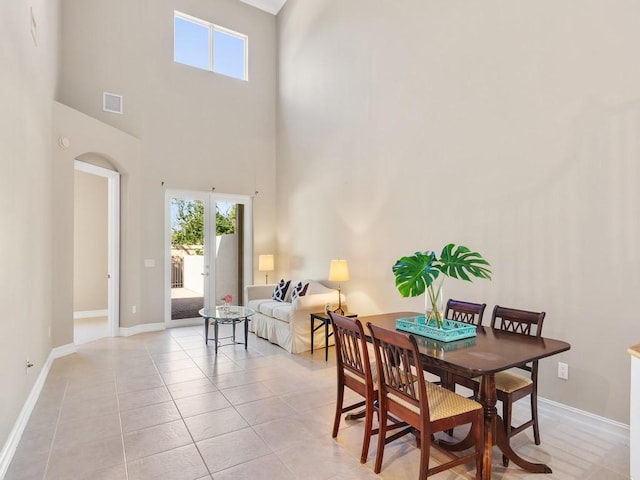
[558,362,569,380]
[132,305,136,314]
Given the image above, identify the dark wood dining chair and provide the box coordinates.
[491,305,545,466]
[445,299,486,326]
[423,300,485,387]
[451,305,546,467]
[328,312,377,464]
[441,299,487,434]
[367,323,483,479]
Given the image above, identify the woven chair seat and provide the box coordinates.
[472,371,532,394]
[344,361,378,388]
[391,381,482,421]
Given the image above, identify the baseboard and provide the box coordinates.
[119,322,165,337]
[0,342,75,479]
[539,396,630,436]
[73,309,108,319]
[51,343,77,359]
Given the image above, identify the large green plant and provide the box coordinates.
[392,244,491,327]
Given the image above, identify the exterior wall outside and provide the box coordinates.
[277,0,640,424]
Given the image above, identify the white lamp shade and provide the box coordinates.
[329,259,349,282]
[258,254,274,272]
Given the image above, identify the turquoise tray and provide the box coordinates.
[395,315,477,343]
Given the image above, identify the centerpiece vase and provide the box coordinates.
[425,279,444,328]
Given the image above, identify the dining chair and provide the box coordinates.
[423,300,485,387]
[491,305,545,466]
[328,312,377,464]
[441,299,487,434]
[445,299,486,326]
[367,323,483,479]
[451,305,546,467]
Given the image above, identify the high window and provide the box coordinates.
[174,11,248,81]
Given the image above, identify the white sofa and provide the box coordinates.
[245,280,345,353]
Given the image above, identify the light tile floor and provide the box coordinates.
[5,326,630,479]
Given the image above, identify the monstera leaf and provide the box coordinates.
[392,251,440,298]
[392,244,491,299]
[437,244,492,282]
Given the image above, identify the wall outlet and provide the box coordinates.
[558,362,569,380]
[131,305,136,314]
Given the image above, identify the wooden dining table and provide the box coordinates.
[360,311,571,480]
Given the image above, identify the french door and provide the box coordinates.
[165,190,252,327]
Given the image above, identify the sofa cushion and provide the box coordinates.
[272,304,294,323]
[272,279,290,302]
[260,300,291,317]
[290,281,309,302]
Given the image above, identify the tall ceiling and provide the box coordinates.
[240,0,287,15]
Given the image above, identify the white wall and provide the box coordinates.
[277,0,640,423]
[57,0,277,327]
[73,170,108,311]
[0,0,59,453]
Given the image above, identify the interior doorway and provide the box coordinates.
[165,190,252,327]
[73,160,120,344]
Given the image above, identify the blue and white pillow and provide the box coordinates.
[272,279,291,302]
[290,281,309,302]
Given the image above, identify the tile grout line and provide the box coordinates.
[40,378,69,480]
[162,329,216,478]
[175,326,288,477]
[115,352,136,480]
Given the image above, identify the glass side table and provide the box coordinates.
[200,306,256,354]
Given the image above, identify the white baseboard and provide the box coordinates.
[73,309,108,319]
[539,396,630,436]
[119,322,165,337]
[52,343,77,359]
[0,342,75,479]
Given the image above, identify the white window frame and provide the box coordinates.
[174,11,248,81]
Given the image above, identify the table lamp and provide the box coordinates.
[258,254,274,284]
[329,259,349,315]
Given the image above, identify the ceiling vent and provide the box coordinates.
[103,92,123,114]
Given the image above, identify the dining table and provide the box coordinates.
[360,311,571,480]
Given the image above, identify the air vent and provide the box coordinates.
[103,92,123,114]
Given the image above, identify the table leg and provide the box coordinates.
[214,320,219,354]
[205,318,209,345]
[439,373,552,478]
[232,320,236,343]
[478,373,497,480]
[244,317,248,350]
[494,415,552,473]
[310,316,315,354]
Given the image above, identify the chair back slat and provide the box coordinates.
[491,305,545,337]
[329,312,371,384]
[445,299,487,326]
[368,323,428,418]
[380,342,418,401]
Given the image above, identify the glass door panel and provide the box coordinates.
[170,196,207,320]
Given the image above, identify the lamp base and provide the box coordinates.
[333,286,344,315]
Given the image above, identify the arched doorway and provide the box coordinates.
[73,159,120,343]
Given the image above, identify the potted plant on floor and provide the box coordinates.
[392,243,492,328]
